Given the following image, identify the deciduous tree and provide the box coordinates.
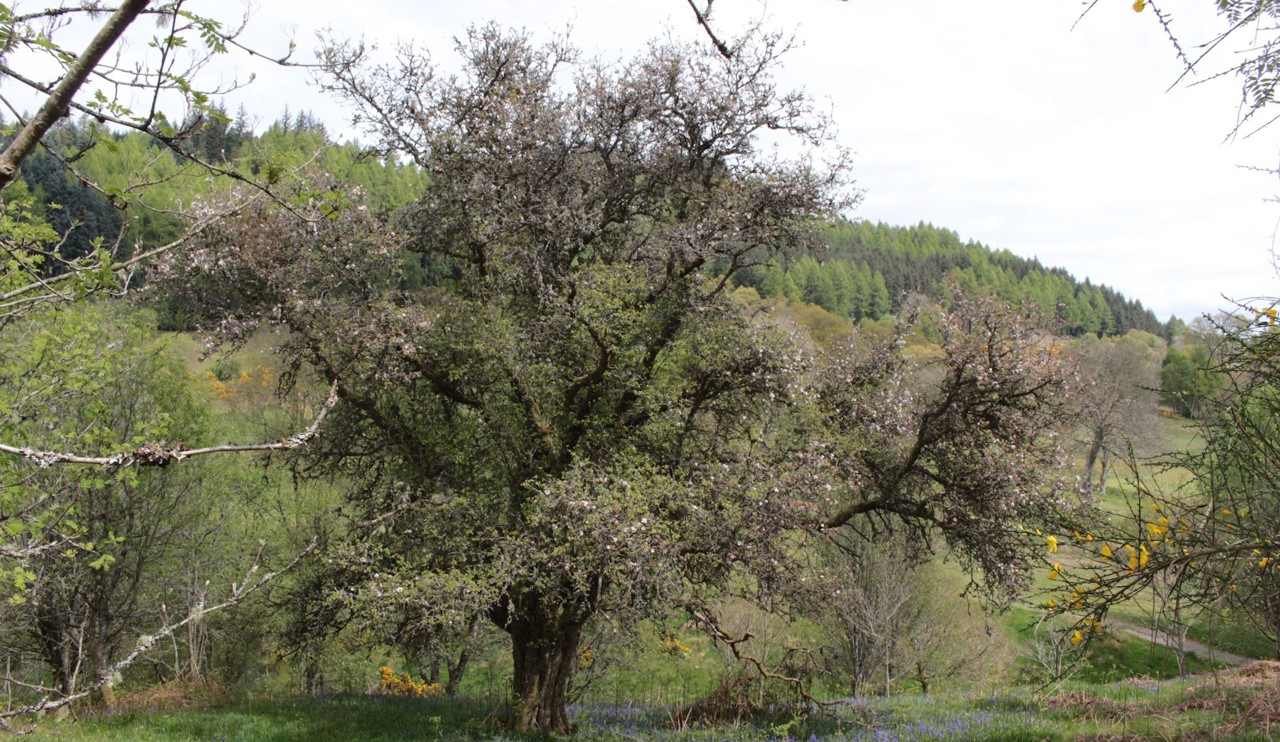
[1073,332,1162,492]
[161,21,1088,731]
[162,25,848,732]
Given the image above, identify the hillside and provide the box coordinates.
[10,114,1169,340]
[734,219,1170,338]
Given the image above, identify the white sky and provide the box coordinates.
[20,0,1280,322]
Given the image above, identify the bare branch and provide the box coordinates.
[0,381,338,469]
[684,0,734,60]
[685,605,830,713]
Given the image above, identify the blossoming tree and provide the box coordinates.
[160,25,1084,732]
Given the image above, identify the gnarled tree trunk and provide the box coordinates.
[498,595,589,734]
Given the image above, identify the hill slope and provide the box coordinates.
[734,219,1169,338]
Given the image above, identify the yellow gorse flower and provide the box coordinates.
[1047,535,1059,553]
[378,666,442,697]
[660,635,692,655]
[1132,0,1145,11]
[1071,630,1084,644]
[1100,544,1113,561]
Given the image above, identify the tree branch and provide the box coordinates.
[0,0,150,192]
[0,381,338,469]
[684,0,734,60]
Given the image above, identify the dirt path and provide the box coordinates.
[1110,620,1253,666]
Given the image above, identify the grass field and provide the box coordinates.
[19,663,1280,742]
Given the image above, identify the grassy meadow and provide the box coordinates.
[19,665,1280,741]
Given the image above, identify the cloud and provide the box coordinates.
[226,0,1280,320]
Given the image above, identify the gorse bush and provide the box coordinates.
[377,666,442,698]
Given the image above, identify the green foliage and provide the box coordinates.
[0,179,58,295]
[780,302,852,346]
[0,302,221,693]
[745,219,1166,337]
[16,123,123,267]
[8,112,426,284]
[211,357,241,383]
[1160,344,1223,418]
[73,127,192,248]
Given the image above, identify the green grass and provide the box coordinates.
[1003,605,1224,685]
[20,692,1065,741]
[21,679,1280,742]
[22,695,499,741]
[1186,616,1275,660]
[1076,632,1221,683]
[161,329,287,381]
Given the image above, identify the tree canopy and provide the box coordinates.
[162,25,850,731]
[152,24,1092,731]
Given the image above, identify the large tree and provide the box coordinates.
[164,26,848,731]
[161,24,1085,732]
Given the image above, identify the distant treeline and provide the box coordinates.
[735,220,1171,338]
[5,106,425,271]
[9,109,1169,338]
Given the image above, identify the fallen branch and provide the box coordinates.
[685,605,830,714]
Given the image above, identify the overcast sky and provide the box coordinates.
[90,1,1280,321]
